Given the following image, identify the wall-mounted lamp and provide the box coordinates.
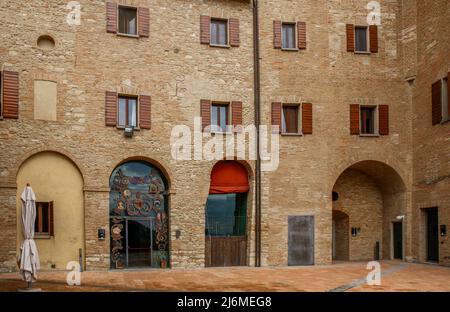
[124,126,134,138]
[396,215,405,220]
[440,225,447,237]
[351,227,361,237]
[98,229,105,240]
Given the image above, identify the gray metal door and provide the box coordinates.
[288,216,314,265]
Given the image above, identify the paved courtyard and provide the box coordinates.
[0,261,449,292]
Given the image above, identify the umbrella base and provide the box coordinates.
[17,287,42,292]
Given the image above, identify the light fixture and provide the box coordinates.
[124,126,134,138]
[396,215,405,220]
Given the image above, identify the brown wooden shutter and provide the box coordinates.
[273,21,282,49]
[346,24,355,52]
[432,80,442,125]
[105,91,117,127]
[232,101,243,131]
[448,72,450,116]
[302,103,313,134]
[378,105,389,135]
[200,15,210,44]
[229,18,240,47]
[49,201,54,237]
[369,25,378,53]
[139,95,151,129]
[106,2,118,34]
[350,104,360,135]
[201,99,211,131]
[297,22,307,50]
[2,70,19,119]
[138,7,150,38]
[271,102,281,133]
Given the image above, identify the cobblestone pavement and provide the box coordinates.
[0,261,449,292]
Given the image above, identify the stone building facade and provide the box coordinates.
[0,0,448,272]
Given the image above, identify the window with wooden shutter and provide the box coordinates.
[211,102,230,133]
[369,25,378,53]
[297,22,307,50]
[35,201,54,237]
[346,24,355,52]
[138,7,150,38]
[432,80,442,125]
[271,102,281,133]
[105,91,118,127]
[139,95,151,129]
[200,15,211,44]
[106,2,118,33]
[201,99,211,132]
[378,105,389,135]
[302,103,313,134]
[350,104,360,135]
[273,21,282,49]
[282,104,300,134]
[229,18,240,47]
[2,70,19,119]
[232,101,243,131]
[210,19,228,46]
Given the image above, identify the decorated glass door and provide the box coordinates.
[109,161,170,269]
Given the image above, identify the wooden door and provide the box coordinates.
[288,216,314,265]
[205,236,247,267]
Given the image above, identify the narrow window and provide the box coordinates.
[35,202,52,236]
[442,78,449,122]
[210,19,228,46]
[118,96,138,128]
[355,26,368,52]
[282,105,300,134]
[118,6,137,36]
[211,103,229,132]
[360,106,376,134]
[282,23,296,49]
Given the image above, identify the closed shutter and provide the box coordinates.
[49,201,54,237]
[273,20,282,49]
[346,24,355,52]
[138,7,150,38]
[105,91,117,126]
[369,25,378,53]
[432,80,442,125]
[2,70,19,119]
[200,15,210,44]
[297,21,307,50]
[302,103,313,134]
[232,101,243,131]
[350,104,360,135]
[201,99,211,131]
[139,95,151,129]
[106,2,118,34]
[229,18,240,47]
[271,102,281,133]
[378,105,389,135]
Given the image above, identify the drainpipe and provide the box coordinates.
[252,0,262,267]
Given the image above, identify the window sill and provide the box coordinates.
[359,133,380,137]
[354,51,371,55]
[440,119,450,125]
[211,131,233,135]
[281,132,303,136]
[117,33,139,39]
[116,126,141,131]
[209,43,231,49]
[281,48,299,52]
[35,234,52,239]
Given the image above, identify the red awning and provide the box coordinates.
[209,161,249,194]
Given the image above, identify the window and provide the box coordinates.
[282,104,300,134]
[118,96,138,128]
[442,78,449,122]
[282,23,296,49]
[118,6,137,36]
[360,106,376,134]
[205,193,247,236]
[35,202,54,237]
[210,19,228,46]
[355,26,368,52]
[211,103,229,132]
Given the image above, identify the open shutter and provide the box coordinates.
[346,24,355,52]
[229,18,240,47]
[105,91,117,127]
[139,95,151,129]
[378,105,389,135]
[138,7,150,38]
[302,103,313,134]
[200,15,210,44]
[2,70,19,119]
[201,99,211,132]
[350,104,360,135]
[106,2,118,34]
[297,21,307,50]
[432,80,442,125]
[271,102,281,133]
[49,201,54,237]
[232,101,243,132]
[273,20,282,49]
[369,25,378,53]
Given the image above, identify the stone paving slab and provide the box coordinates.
[0,261,449,292]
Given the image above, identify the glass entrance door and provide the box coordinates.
[127,218,152,267]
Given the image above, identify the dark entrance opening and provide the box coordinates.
[393,222,403,260]
[426,207,439,262]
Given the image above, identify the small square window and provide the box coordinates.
[210,19,228,46]
[118,96,138,128]
[211,103,229,132]
[355,26,368,52]
[282,23,296,49]
[282,104,300,134]
[35,202,53,236]
[118,6,137,36]
[360,106,376,134]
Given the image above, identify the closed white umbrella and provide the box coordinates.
[17,184,41,291]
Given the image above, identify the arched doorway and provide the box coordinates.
[109,161,169,269]
[205,161,250,267]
